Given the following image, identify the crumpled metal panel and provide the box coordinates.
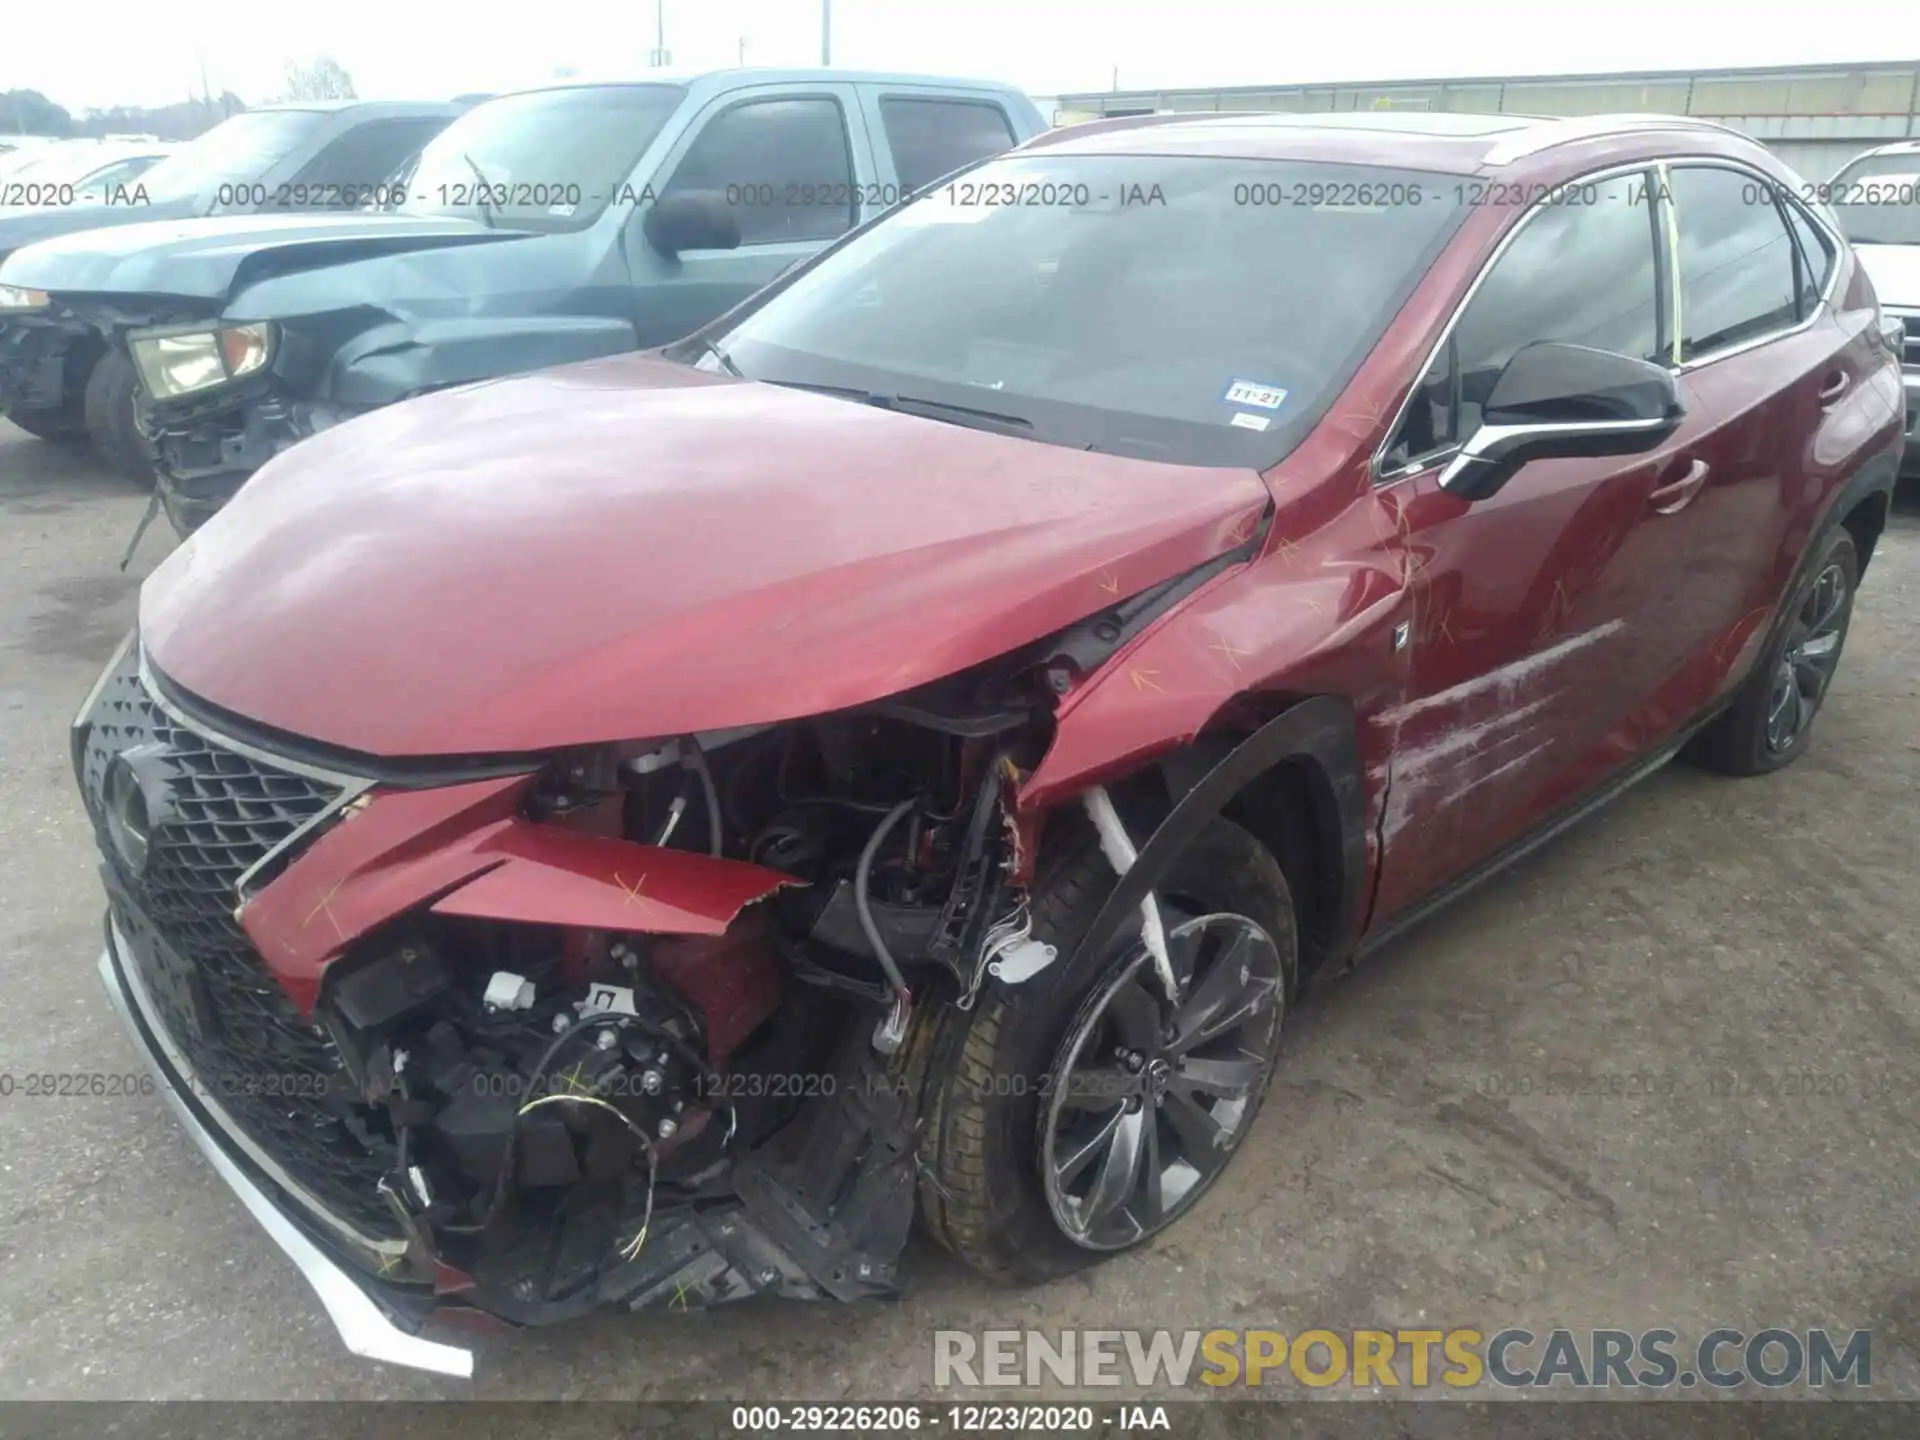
[241,770,793,1014]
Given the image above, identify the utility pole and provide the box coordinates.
[649,0,671,68]
[739,35,747,66]
[821,0,832,66]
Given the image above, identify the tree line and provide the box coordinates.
[1,58,358,141]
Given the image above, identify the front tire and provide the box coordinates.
[1687,527,1858,776]
[82,350,154,485]
[6,402,86,442]
[917,814,1296,1284]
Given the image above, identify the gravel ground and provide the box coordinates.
[0,422,1915,1405]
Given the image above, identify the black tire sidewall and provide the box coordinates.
[6,403,85,442]
[82,350,154,486]
[925,816,1297,1283]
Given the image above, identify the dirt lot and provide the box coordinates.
[0,421,1916,1404]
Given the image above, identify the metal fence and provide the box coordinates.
[1050,61,1920,180]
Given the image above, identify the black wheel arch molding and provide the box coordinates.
[1046,694,1368,997]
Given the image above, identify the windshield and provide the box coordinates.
[137,110,329,205]
[0,146,55,181]
[398,85,685,231]
[693,153,1467,466]
[1823,154,1920,246]
[1,146,160,189]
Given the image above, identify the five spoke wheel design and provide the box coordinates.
[1766,561,1851,755]
[1041,913,1284,1251]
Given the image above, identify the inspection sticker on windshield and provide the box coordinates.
[1229,412,1271,431]
[1223,379,1288,410]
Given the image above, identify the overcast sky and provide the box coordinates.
[5,0,1918,112]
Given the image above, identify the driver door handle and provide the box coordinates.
[1649,457,1710,515]
[1817,371,1850,407]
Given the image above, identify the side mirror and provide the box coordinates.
[643,190,741,258]
[1439,341,1683,501]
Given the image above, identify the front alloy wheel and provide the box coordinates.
[1041,912,1284,1250]
[915,815,1297,1284]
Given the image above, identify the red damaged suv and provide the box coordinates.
[78,111,1903,1374]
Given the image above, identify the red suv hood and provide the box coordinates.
[141,354,1268,757]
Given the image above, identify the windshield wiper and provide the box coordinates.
[760,378,869,400]
[695,336,744,377]
[759,379,1033,436]
[461,152,497,229]
[878,394,1033,436]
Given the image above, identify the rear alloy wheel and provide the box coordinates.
[1763,561,1849,755]
[1687,526,1858,776]
[1041,912,1284,1250]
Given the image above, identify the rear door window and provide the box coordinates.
[879,98,1016,192]
[663,97,856,244]
[1667,165,1799,361]
[290,118,450,199]
[1781,199,1834,314]
[1382,171,1664,471]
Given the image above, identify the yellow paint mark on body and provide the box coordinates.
[1210,638,1251,670]
[301,882,346,942]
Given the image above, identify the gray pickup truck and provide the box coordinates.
[0,102,465,463]
[0,69,1043,535]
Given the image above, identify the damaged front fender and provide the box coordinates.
[325,316,639,408]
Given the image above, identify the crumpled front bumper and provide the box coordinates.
[147,385,348,535]
[96,915,476,1377]
[0,313,89,417]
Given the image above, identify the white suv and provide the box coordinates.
[1828,140,1920,472]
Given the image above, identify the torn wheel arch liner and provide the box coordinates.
[1043,694,1367,997]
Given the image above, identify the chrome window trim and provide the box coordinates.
[1657,161,1683,365]
[1370,157,1663,488]
[1481,116,1745,167]
[1371,152,1846,488]
[1663,156,1843,372]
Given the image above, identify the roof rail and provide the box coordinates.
[1482,113,1749,165]
[1850,137,1920,158]
[1022,110,1259,149]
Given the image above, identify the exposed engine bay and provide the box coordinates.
[311,676,1059,1323]
[79,516,1267,1357]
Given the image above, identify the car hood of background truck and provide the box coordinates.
[0,210,519,299]
[1855,244,1920,307]
[0,197,201,259]
[141,354,1270,757]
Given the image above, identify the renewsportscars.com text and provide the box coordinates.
[934,1327,1871,1391]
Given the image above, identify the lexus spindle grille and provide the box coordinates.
[78,645,400,1239]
